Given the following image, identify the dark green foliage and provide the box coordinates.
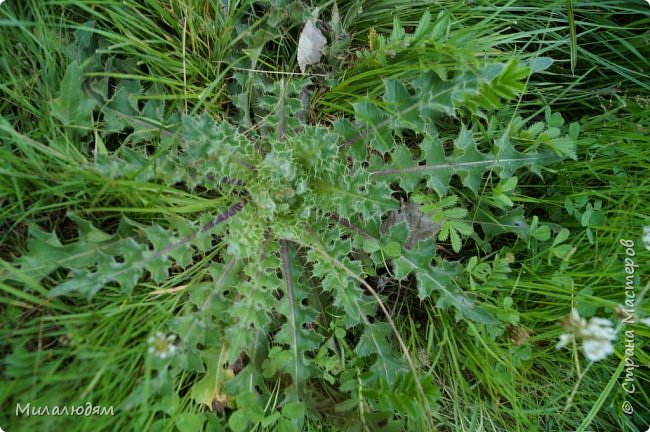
[0,10,578,431]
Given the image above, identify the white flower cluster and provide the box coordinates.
[642,226,650,251]
[556,309,617,362]
[147,331,178,359]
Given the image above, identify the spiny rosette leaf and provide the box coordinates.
[270,241,323,393]
[316,163,398,222]
[0,205,244,298]
[253,147,307,215]
[254,78,310,134]
[290,126,340,180]
[50,61,98,131]
[369,122,569,197]
[356,322,408,385]
[223,248,279,364]
[169,259,242,367]
[384,221,495,324]
[181,114,258,182]
[305,220,377,328]
[1,215,146,298]
[347,59,532,160]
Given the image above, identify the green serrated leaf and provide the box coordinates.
[362,238,381,253]
[50,61,97,130]
[450,220,473,236]
[356,322,406,384]
[443,207,467,219]
[394,252,495,323]
[383,241,402,258]
[449,229,462,253]
[353,101,393,153]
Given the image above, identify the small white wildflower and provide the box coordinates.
[556,333,573,349]
[569,308,586,328]
[582,338,615,362]
[579,317,616,341]
[589,317,614,327]
[642,226,650,251]
[147,332,178,359]
[556,309,617,362]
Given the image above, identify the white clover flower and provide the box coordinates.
[569,308,586,328]
[147,331,178,359]
[642,226,650,251]
[556,309,617,362]
[579,317,616,341]
[582,339,614,362]
[556,332,573,349]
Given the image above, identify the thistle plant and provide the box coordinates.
[0,12,580,431]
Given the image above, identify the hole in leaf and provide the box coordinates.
[107,77,117,100]
[104,130,130,152]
